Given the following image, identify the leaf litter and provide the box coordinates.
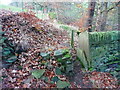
[0,10,119,88]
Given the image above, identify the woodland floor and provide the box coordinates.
[0,10,119,88]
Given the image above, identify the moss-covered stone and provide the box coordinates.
[1,32,18,68]
[77,31,120,84]
[89,31,120,44]
[88,31,120,84]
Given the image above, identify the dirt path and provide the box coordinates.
[68,60,92,88]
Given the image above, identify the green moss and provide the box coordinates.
[89,31,120,44]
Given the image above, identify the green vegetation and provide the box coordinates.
[48,12,57,19]
[0,4,47,19]
[0,4,27,12]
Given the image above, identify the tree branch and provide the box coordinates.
[101,1,120,14]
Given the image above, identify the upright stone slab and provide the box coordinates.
[77,30,120,84]
[77,31,91,70]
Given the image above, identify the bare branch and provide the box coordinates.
[101,1,120,14]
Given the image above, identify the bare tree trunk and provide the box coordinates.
[54,2,58,21]
[35,3,38,16]
[100,2,108,31]
[86,1,96,32]
[95,2,119,31]
[95,2,103,32]
[22,0,24,11]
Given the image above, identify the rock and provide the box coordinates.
[47,64,54,70]
[66,64,73,73]
[40,52,51,60]
[2,50,11,56]
[15,41,29,54]
[0,31,5,35]
[5,56,17,63]
[52,76,59,82]
[2,33,18,68]
[2,63,12,68]
[55,67,62,75]
[54,49,65,58]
